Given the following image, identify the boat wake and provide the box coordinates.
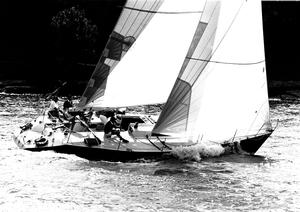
[171,142,225,162]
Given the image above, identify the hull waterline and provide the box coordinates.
[13,129,273,162]
[222,131,273,155]
[57,143,172,162]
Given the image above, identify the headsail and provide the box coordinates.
[153,0,272,142]
[153,1,220,135]
[97,0,206,108]
[78,0,165,108]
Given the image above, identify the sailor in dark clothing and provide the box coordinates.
[104,115,128,143]
[58,96,73,121]
[63,96,73,112]
[104,116,118,136]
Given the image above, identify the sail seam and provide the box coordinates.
[210,2,245,58]
[182,2,219,84]
[133,0,161,36]
[121,6,203,14]
[183,2,244,87]
[153,0,211,134]
[80,0,165,107]
[119,1,138,33]
[183,1,248,89]
[123,0,149,36]
[186,57,265,65]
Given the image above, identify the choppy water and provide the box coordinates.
[0,93,299,211]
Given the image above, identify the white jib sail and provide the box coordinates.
[153,0,271,142]
[98,0,206,108]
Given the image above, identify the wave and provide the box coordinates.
[171,142,225,162]
[0,111,12,116]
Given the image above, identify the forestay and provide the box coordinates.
[78,0,165,108]
[153,0,272,142]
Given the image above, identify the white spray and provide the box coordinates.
[171,141,225,162]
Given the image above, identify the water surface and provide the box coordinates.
[0,93,299,211]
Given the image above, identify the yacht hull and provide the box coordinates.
[58,143,171,162]
[13,114,273,161]
[222,131,273,155]
[240,132,272,154]
[14,128,273,162]
[13,136,173,162]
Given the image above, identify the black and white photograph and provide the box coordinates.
[0,0,299,211]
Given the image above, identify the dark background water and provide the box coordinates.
[0,1,300,95]
[0,93,299,211]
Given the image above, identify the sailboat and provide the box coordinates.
[13,0,274,161]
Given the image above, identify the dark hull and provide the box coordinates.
[13,132,172,162]
[22,144,171,162]
[57,144,172,162]
[16,141,172,162]
[16,132,273,162]
[239,132,273,154]
[222,131,273,155]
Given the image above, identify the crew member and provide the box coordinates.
[48,96,60,119]
[104,115,128,143]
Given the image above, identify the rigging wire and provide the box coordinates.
[180,1,219,83]
[154,0,216,133]
[165,1,247,107]
[183,1,245,86]
[210,2,245,58]
[145,135,162,151]
[157,1,267,136]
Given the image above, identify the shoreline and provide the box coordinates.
[0,80,87,96]
[1,80,300,100]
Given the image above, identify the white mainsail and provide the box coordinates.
[93,0,206,108]
[79,0,165,108]
[153,0,272,142]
